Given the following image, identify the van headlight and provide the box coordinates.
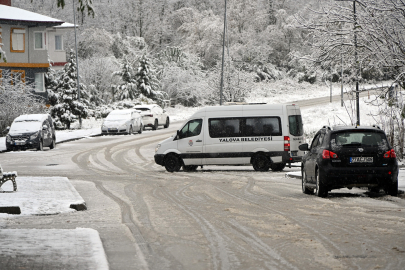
[6,135,12,142]
[155,144,161,153]
[30,131,39,140]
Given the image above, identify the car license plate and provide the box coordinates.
[350,157,373,163]
[15,141,26,145]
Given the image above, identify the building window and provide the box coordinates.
[11,70,25,84]
[11,28,25,52]
[34,32,46,50]
[35,73,45,92]
[55,35,63,51]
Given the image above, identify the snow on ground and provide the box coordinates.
[0,177,85,216]
[0,228,109,270]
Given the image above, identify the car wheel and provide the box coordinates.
[302,169,312,194]
[164,154,182,172]
[37,140,43,151]
[164,117,170,128]
[315,169,327,197]
[183,165,198,172]
[271,163,286,171]
[384,180,398,196]
[252,154,270,171]
[138,124,143,134]
[152,119,158,130]
[49,138,56,149]
[128,126,133,135]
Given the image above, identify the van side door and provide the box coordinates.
[177,118,204,165]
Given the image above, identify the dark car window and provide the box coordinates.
[289,115,303,136]
[311,133,321,149]
[179,119,203,139]
[331,131,389,150]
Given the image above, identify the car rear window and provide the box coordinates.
[331,131,389,150]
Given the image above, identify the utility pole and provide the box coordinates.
[73,0,81,128]
[220,0,227,106]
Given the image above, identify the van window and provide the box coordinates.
[245,117,281,136]
[209,118,241,138]
[289,115,303,136]
[179,119,202,139]
[209,117,281,138]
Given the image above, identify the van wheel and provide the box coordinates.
[138,124,143,134]
[152,119,158,130]
[315,170,327,197]
[164,117,170,128]
[37,140,43,151]
[49,137,56,149]
[271,163,286,171]
[164,154,182,172]
[252,154,270,171]
[384,180,398,196]
[183,165,198,172]
[302,169,312,194]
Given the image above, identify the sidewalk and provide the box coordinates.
[0,177,109,269]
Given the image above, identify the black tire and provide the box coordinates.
[164,154,182,172]
[252,154,270,171]
[385,180,398,196]
[152,119,158,130]
[183,165,198,172]
[315,170,327,197]
[49,138,56,149]
[302,169,312,194]
[271,163,286,171]
[128,126,133,135]
[138,124,143,134]
[37,140,43,151]
[164,117,170,128]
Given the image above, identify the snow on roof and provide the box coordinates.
[109,109,135,115]
[52,22,77,29]
[134,104,156,109]
[0,5,63,25]
[14,114,49,122]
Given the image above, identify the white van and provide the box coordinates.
[154,104,305,172]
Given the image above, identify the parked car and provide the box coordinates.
[299,125,398,197]
[134,104,170,130]
[5,114,56,151]
[101,109,143,135]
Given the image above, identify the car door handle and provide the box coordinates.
[196,140,202,142]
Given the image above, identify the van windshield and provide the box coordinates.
[289,115,303,136]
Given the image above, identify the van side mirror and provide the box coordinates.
[299,143,309,151]
[176,130,181,140]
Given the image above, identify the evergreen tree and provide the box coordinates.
[134,55,163,103]
[50,50,89,129]
[112,57,138,101]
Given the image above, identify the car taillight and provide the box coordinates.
[322,150,338,159]
[384,149,396,158]
[284,136,290,151]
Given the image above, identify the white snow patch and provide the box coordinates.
[0,176,85,216]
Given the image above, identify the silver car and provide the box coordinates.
[101,109,143,135]
[134,104,170,130]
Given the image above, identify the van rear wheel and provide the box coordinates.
[252,154,270,171]
[271,163,286,171]
[164,154,182,172]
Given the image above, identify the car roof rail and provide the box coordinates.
[372,124,381,129]
[322,125,331,130]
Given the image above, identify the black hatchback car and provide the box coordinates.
[299,125,398,197]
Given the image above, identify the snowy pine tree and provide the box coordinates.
[112,57,138,101]
[50,51,89,129]
[134,55,162,103]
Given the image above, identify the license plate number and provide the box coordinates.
[15,141,26,145]
[350,157,373,163]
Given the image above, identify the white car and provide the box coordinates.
[101,109,143,135]
[134,104,170,130]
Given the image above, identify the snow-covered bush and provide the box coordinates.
[0,71,46,136]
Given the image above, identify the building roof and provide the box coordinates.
[0,5,64,27]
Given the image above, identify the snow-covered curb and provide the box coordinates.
[0,177,86,216]
[0,228,109,270]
